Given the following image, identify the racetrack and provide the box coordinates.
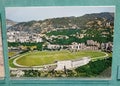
[10,50,108,67]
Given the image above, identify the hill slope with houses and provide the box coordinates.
[7,12,114,52]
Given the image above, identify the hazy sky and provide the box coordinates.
[5,6,115,22]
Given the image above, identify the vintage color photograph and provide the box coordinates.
[0,16,4,78]
[6,6,115,78]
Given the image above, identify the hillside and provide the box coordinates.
[7,12,114,33]
[6,19,17,28]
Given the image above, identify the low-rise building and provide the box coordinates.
[69,42,86,51]
[47,44,61,50]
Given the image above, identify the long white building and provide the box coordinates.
[55,57,91,70]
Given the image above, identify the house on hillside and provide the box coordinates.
[101,42,113,52]
[69,42,86,52]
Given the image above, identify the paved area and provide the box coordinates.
[0,65,4,77]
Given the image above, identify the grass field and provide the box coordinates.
[8,51,17,57]
[12,50,107,67]
[9,57,17,68]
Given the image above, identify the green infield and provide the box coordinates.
[11,50,108,67]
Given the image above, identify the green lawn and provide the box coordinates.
[14,50,107,67]
[8,51,17,57]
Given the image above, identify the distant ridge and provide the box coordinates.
[7,12,114,33]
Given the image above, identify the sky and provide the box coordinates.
[5,6,115,22]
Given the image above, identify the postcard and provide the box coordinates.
[5,6,115,78]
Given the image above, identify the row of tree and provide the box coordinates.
[8,42,43,51]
